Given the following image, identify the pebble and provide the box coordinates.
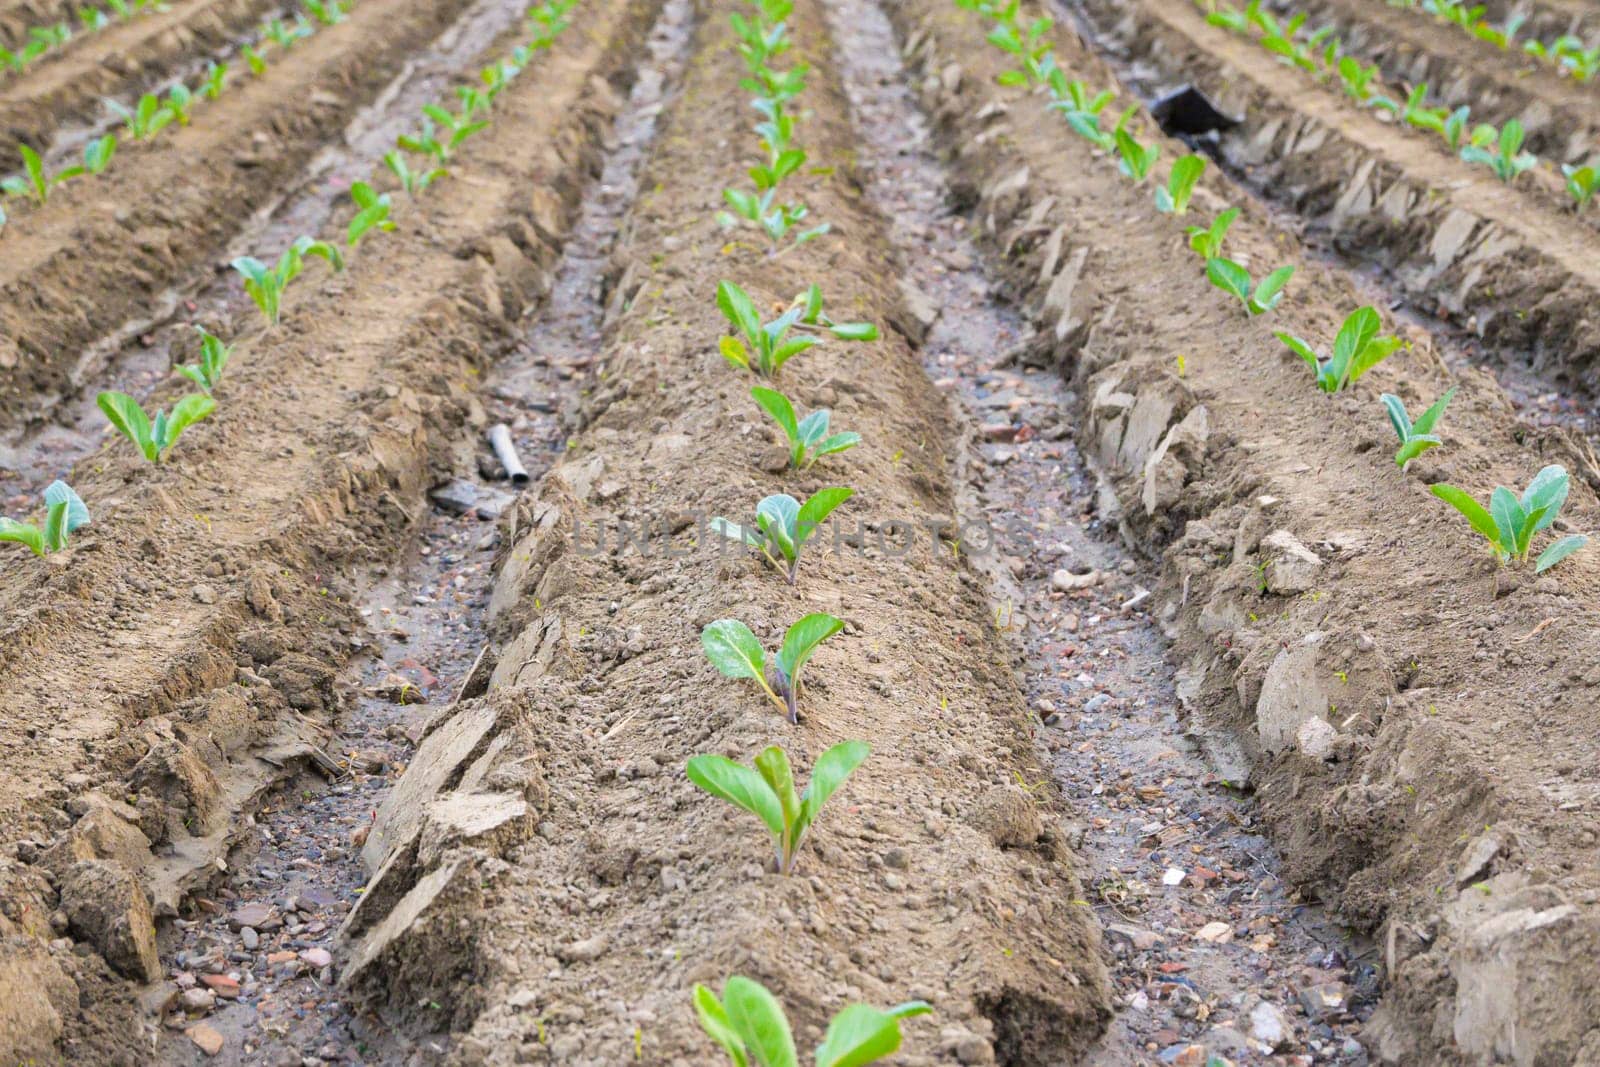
[299,948,333,969]
[185,1023,225,1056]
[1250,1000,1294,1051]
[241,927,259,950]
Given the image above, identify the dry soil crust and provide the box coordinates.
[0,0,660,1059]
[0,0,284,174]
[0,0,477,436]
[1072,0,1600,402]
[337,2,1115,1064]
[890,0,1600,1062]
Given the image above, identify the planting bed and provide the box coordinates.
[5,0,1600,1060]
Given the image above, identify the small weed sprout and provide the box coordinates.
[701,613,843,723]
[717,282,877,378]
[686,740,867,874]
[712,487,853,584]
[1431,464,1588,572]
[1277,306,1403,392]
[1382,388,1455,467]
[0,481,90,557]
[693,977,931,1067]
[98,391,216,462]
[750,386,860,468]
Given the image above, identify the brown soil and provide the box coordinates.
[892,0,1600,1061]
[1072,0,1600,403]
[336,3,1114,1064]
[0,0,477,437]
[0,0,659,1057]
[0,0,283,174]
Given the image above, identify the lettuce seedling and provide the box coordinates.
[1460,119,1537,182]
[694,977,931,1067]
[176,325,232,393]
[165,84,194,126]
[1431,465,1587,572]
[110,94,176,140]
[305,0,346,25]
[718,189,828,247]
[1335,56,1393,109]
[1206,258,1293,316]
[201,60,228,99]
[261,15,312,49]
[1155,154,1205,214]
[1186,206,1237,259]
[1277,306,1403,392]
[751,386,859,468]
[240,44,266,75]
[712,488,853,584]
[400,107,488,165]
[686,740,868,874]
[1382,387,1454,467]
[0,481,90,557]
[231,236,344,326]
[384,150,444,196]
[1564,163,1597,209]
[717,282,877,378]
[346,181,395,247]
[1114,128,1158,182]
[701,613,843,723]
[98,391,215,462]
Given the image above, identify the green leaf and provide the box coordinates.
[795,408,830,447]
[156,393,216,456]
[1394,435,1440,467]
[693,986,750,1067]
[1330,307,1381,389]
[717,281,762,342]
[1535,534,1587,573]
[42,480,89,542]
[1380,394,1412,440]
[1410,387,1456,436]
[827,322,877,341]
[813,432,860,458]
[686,755,784,838]
[754,745,801,841]
[0,518,46,557]
[776,612,843,687]
[97,390,155,460]
[798,739,869,833]
[1158,153,1205,214]
[1431,484,1504,554]
[752,386,799,444]
[770,335,819,372]
[702,619,767,681]
[1489,486,1524,554]
[1248,265,1294,315]
[723,978,798,1067]
[797,487,852,548]
[1520,465,1569,533]
[721,336,751,370]
[814,1000,931,1067]
[1205,257,1251,303]
[1275,331,1322,381]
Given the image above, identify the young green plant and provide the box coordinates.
[0,481,89,557]
[717,282,877,378]
[346,181,395,247]
[231,236,344,326]
[701,614,843,723]
[1430,464,1588,572]
[1382,387,1455,467]
[1186,206,1237,259]
[750,386,859,468]
[712,488,853,584]
[384,150,444,197]
[1277,306,1403,392]
[685,740,867,875]
[175,326,233,393]
[1206,258,1294,317]
[1154,153,1205,214]
[1460,119,1537,182]
[97,391,215,462]
[693,978,931,1067]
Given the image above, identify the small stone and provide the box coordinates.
[1162,867,1186,886]
[1260,530,1321,595]
[299,947,332,969]
[1194,921,1233,943]
[185,1022,225,1056]
[1051,568,1101,592]
[1249,1000,1294,1051]
[200,974,240,999]
[558,935,609,963]
[1297,981,1349,1020]
[240,927,259,950]
[883,848,909,870]
[229,903,274,930]
[179,988,215,1014]
[1295,717,1339,760]
[192,584,217,604]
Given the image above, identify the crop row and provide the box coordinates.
[1390,0,1599,82]
[1,0,575,550]
[0,0,164,75]
[963,0,1589,570]
[1199,1,1598,209]
[0,0,361,229]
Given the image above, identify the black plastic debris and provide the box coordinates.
[1151,85,1242,136]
